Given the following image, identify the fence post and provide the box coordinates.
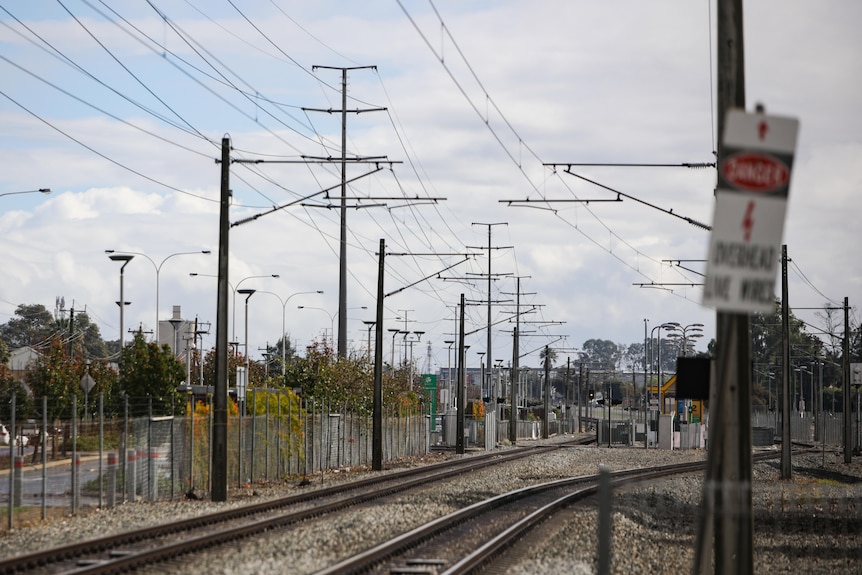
[7,394,16,530]
[12,456,24,508]
[106,452,117,508]
[122,395,129,502]
[126,448,137,502]
[72,453,81,515]
[250,388,256,483]
[276,392,282,478]
[41,396,47,521]
[149,446,158,502]
[147,398,154,501]
[598,465,612,575]
[170,395,175,501]
[265,389,270,480]
[71,396,78,515]
[99,393,104,509]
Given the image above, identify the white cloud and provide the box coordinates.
[0,1,859,366]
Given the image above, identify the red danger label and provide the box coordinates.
[721,152,789,193]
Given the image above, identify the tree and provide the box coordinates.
[69,312,110,361]
[284,339,372,408]
[0,340,32,422]
[622,342,645,371]
[0,303,58,349]
[748,300,824,410]
[25,337,78,420]
[579,339,622,369]
[539,346,558,368]
[119,330,187,416]
[201,346,265,389]
[268,335,298,377]
[23,336,117,420]
[751,300,822,368]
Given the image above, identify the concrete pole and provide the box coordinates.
[212,136,231,502]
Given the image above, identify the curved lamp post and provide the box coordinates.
[363,321,376,362]
[106,249,210,344]
[646,322,678,446]
[297,306,335,348]
[388,328,401,366]
[0,188,51,198]
[667,323,705,357]
[108,254,134,351]
[233,275,279,341]
[257,290,324,375]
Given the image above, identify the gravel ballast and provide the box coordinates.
[1,439,859,574]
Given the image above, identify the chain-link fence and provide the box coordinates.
[2,392,429,528]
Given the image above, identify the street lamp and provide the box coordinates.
[404,331,424,389]
[108,254,134,352]
[106,249,210,345]
[363,321,376,362]
[297,306,335,347]
[646,321,677,446]
[237,289,256,411]
[444,340,455,409]
[666,323,705,357]
[193,273,280,344]
[0,188,51,198]
[477,351,486,399]
[795,365,810,415]
[233,275,279,341]
[389,329,401,366]
[257,290,324,376]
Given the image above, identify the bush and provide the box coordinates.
[67,432,120,451]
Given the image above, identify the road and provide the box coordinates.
[1,452,106,507]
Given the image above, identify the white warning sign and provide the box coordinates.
[703,109,799,313]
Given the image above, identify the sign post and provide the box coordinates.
[704,109,799,313]
[697,107,799,575]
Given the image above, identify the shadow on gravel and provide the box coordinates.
[760,460,862,484]
[614,486,862,540]
[758,541,862,564]
[794,466,862,484]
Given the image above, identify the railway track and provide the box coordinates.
[317,450,784,575]
[0,438,593,575]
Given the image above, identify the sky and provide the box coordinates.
[1,0,860,374]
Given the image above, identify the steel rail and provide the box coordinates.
[0,439,591,575]
[318,451,785,575]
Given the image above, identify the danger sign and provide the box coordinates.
[703,109,799,313]
[721,152,790,193]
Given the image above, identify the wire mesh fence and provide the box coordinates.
[2,392,430,528]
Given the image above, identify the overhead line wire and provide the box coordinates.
[57,0,209,143]
[0,53,212,160]
[789,260,840,307]
[0,6,208,141]
[94,0,331,148]
[400,0,710,300]
[0,89,218,204]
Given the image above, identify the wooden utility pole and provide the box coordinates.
[781,245,793,479]
[844,296,852,463]
[781,245,792,478]
[694,1,753,573]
